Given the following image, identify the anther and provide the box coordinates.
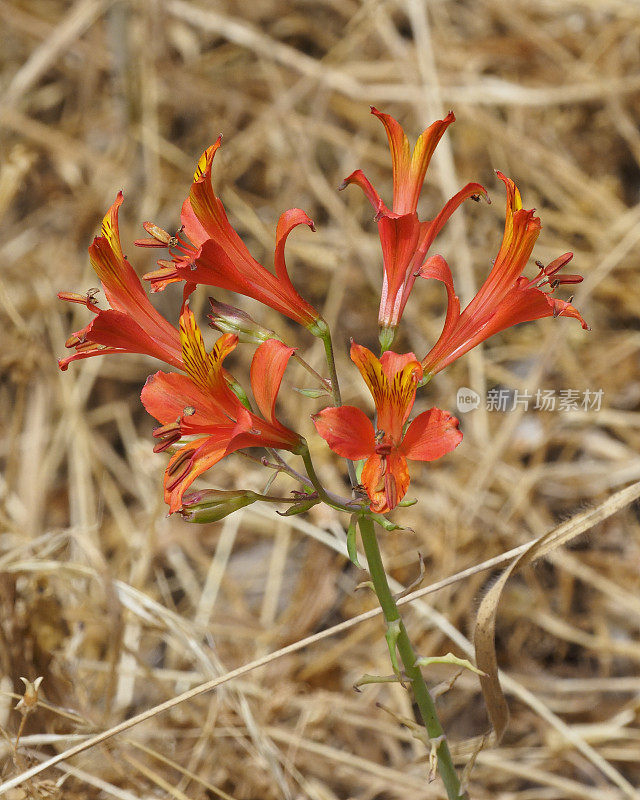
[153,421,181,439]
[167,448,192,477]
[166,463,191,492]
[384,472,398,510]
[153,433,181,453]
[135,222,174,248]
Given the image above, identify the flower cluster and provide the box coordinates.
[58,108,587,517]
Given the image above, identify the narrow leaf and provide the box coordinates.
[346,516,361,567]
[415,652,485,677]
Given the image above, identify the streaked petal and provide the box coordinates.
[372,108,455,214]
[379,350,421,384]
[312,406,375,460]
[401,409,463,461]
[350,342,421,441]
[187,138,261,271]
[408,111,455,212]
[349,341,388,412]
[85,193,182,364]
[378,351,422,435]
[179,302,237,392]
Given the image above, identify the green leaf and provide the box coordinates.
[278,498,320,516]
[294,387,330,399]
[367,512,411,532]
[396,497,417,507]
[346,515,361,567]
[354,673,403,690]
[385,619,402,677]
[414,652,486,677]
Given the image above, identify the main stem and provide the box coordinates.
[358,515,466,800]
[319,327,358,488]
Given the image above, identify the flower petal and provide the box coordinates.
[174,144,321,329]
[164,434,231,514]
[350,341,421,440]
[401,408,462,461]
[250,338,296,425]
[408,111,456,212]
[141,371,231,429]
[86,310,180,367]
[312,405,375,460]
[377,212,421,325]
[418,182,489,257]
[379,350,422,384]
[274,208,315,286]
[475,172,538,303]
[371,108,455,214]
[89,193,181,360]
[178,302,238,393]
[370,108,412,213]
[349,341,389,413]
[471,280,589,342]
[339,169,386,214]
[361,451,410,513]
[418,255,461,370]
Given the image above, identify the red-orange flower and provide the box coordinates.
[340,108,487,345]
[58,193,182,371]
[420,173,588,377]
[141,303,303,513]
[140,139,324,333]
[313,343,462,513]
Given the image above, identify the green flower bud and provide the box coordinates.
[180,489,260,523]
[208,299,279,344]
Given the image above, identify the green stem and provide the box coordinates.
[300,446,360,514]
[292,352,332,392]
[358,515,466,800]
[319,326,343,406]
[319,327,358,488]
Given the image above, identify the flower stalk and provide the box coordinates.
[319,326,359,488]
[358,514,466,800]
[300,445,360,514]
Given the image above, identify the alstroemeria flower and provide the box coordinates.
[420,173,589,377]
[58,193,182,371]
[340,108,488,346]
[141,302,303,513]
[313,343,462,513]
[139,138,324,334]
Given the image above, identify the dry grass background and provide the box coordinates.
[1,0,640,797]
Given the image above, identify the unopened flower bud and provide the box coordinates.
[15,676,43,715]
[277,497,320,516]
[208,299,279,344]
[180,489,260,523]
